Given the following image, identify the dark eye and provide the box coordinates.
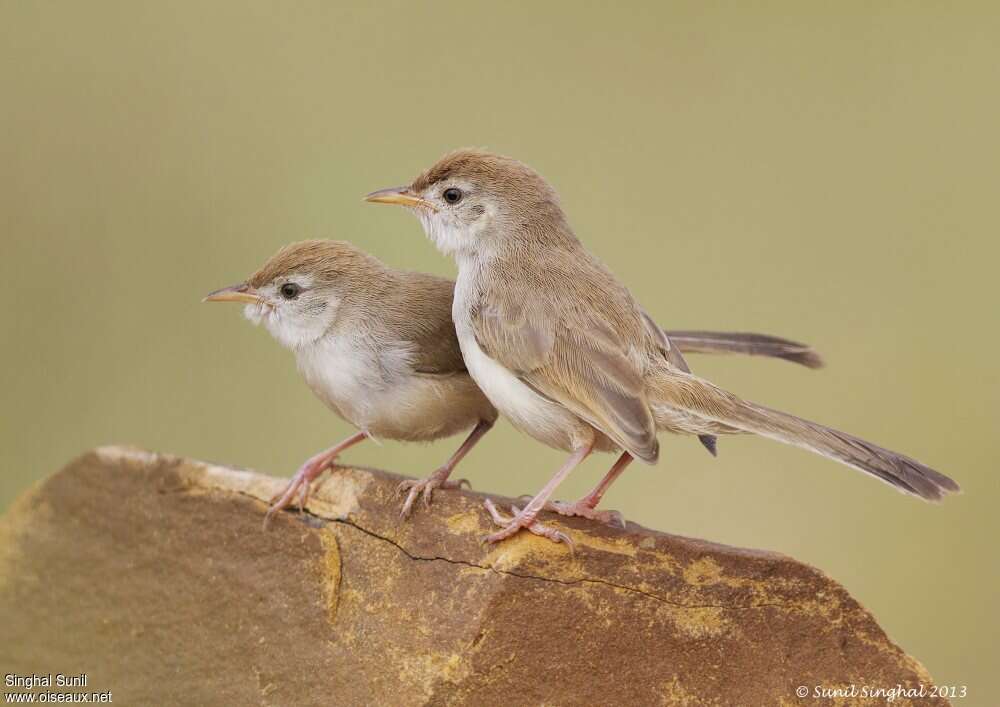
[442,187,463,204]
[279,282,302,299]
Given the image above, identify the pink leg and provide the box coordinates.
[483,440,595,547]
[398,419,494,519]
[547,452,633,529]
[263,430,368,528]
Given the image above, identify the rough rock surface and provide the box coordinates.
[0,447,948,706]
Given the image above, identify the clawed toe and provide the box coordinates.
[263,464,334,529]
[481,499,574,550]
[295,481,312,510]
[263,479,306,529]
[547,500,626,529]
[397,480,424,519]
[397,470,471,519]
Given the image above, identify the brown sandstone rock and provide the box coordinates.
[0,447,948,706]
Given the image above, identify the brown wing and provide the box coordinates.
[380,272,468,376]
[643,310,691,372]
[642,311,721,454]
[471,292,660,463]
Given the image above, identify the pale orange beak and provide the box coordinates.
[202,283,263,305]
[364,186,438,212]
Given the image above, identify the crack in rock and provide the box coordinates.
[230,485,792,613]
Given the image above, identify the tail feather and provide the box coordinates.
[651,368,959,501]
[698,434,718,457]
[665,331,825,369]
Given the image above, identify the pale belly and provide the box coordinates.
[296,336,492,443]
[362,372,494,442]
[454,319,606,453]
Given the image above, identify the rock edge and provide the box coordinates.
[0,446,948,706]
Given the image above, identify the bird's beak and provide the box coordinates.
[364,186,438,212]
[202,283,263,305]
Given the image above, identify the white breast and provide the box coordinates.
[452,276,586,453]
[295,331,487,442]
[295,333,389,428]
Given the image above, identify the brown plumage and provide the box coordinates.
[663,331,824,369]
[366,149,959,546]
[208,239,823,525]
[250,240,468,377]
[648,368,957,500]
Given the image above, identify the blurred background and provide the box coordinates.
[2,1,997,698]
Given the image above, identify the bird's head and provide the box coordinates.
[365,148,570,259]
[203,239,381,349]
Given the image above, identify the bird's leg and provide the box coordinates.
[398,419,494,518]
[263,430,368,528]
[483,441,595,547]
[546,452,633,529]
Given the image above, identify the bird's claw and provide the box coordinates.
[481,499,574,550]
[546,500,627,529]
[397,469,470,519]
[262,460,336,529]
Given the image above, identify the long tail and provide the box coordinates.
[650,367,959,500]
[665,330,824,369]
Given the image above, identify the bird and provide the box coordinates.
[365,149,959,546]
[204,239,825,525]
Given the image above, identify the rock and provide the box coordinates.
[0,446,948,706]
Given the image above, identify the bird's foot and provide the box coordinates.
[397,468,470,519]
[545,500,626,529]
[263,459,335,528]
[515,495,626,529]
[482,499,574,550]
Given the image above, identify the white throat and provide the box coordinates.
[414,202,497,259]
[416,209,465,256]
[243,294,340,351]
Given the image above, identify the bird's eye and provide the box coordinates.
[442,187,463,204]
[279,282,302,299]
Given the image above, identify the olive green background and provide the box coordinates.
[2,1,997,699]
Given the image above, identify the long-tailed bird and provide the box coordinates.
[365,150,958,545]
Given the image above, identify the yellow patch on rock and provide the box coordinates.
[317,530,342,625]
[445,511,485,536]
[0,486,52,594]
[393,648,473,701]
[659,676,715,706]
[683,556,725,586]
[668,605,731,639]
[484,530,573,571]
[572,531,639,558]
